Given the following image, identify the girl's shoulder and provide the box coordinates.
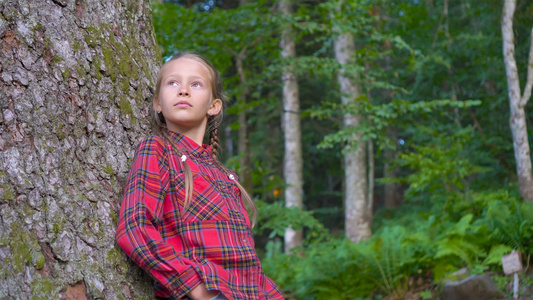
[134,135,168,154]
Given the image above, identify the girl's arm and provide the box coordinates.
[189,284,219,300]
[115,137,204,299]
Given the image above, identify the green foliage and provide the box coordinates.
[309,98,481,153]
[255,200,328,243]
[395,126,488,200]
[263,191,533,299]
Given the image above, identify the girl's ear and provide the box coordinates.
[208,98,223,116]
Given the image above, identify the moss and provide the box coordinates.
[33,22,43,32]
[10,220,37,273]
[106,247,121,263]
[22,202,33,217]
[12,239,31,273]
[103,164,114,175]
[118,98,133,117]
[76,64,86,79]
[51,54,63,65]
[84,26,100,48]
[120,77,130,94]
[85,26,100,36]
[84,35,97,48]
[106,247,129,275]
[117,39,138,79]
[30,277,56,299]
[43,37,56,60]
[101,45,117,81]
[1,184,15,201]
[51,218,66,243]
[56,123,65,140]
[35,252,45,270]
[44,37,52,46]
[90,262,100,273]
[52,223,61,235]
[61,69,70,81]
[92,58,103,80]
[110,209,118,226]
[72,39,83,52]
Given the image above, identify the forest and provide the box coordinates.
[0,0,532,299]
[152,0,533,298]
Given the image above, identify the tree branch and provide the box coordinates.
[238,36,264,59]
[220,43,238,57]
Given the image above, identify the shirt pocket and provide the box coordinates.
[176,171,230,223]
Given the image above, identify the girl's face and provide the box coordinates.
[154,58,222,134]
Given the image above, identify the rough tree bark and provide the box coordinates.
[0,0,160,298]
[279,0,303,253]
[333,0,372,243]
[502,0,533,202]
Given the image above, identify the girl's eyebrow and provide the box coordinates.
[164,74,208,82]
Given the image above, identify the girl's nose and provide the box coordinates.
[178,88,190,97]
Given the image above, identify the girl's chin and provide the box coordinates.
[166,119,207,130]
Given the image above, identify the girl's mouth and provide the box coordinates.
[175,101,192,107]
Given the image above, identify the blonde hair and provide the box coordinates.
[153,52,257,225]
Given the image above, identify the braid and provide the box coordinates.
[207,117,257,227]
[208,116,220,161]
[156,126,194,210]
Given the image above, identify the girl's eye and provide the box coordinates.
[191,82,201,88]
[168,81,178,86]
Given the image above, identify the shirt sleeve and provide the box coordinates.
[115,136,202,298]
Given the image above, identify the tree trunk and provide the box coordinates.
[236,55,252,192]
[502,0,533,202]
[333,4,372,242]
[367,139,374,215]
[384,130,400,208]
[0,0,160,298]
[279,0,303,253]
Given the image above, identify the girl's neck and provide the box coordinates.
[167,123,206,146]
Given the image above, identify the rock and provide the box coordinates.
[441,275,506,300]
[446,267,470,282]
[522,285,533,297]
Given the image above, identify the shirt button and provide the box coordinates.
[243,238,247,243]
[229,174,235,180]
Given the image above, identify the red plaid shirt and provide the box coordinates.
[116,132,284,300]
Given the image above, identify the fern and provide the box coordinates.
[483,244,513,266]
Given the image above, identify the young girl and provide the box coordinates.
[116,53,284,300]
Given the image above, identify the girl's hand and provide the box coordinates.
[188,283,219,300]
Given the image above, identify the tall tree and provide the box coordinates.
[332,0,372,242]
[279,0,303,252]
[502,0,533,202]
[236,0,253,192]
[0,0,160,298]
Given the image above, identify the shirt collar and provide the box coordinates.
[168,130,212,157]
